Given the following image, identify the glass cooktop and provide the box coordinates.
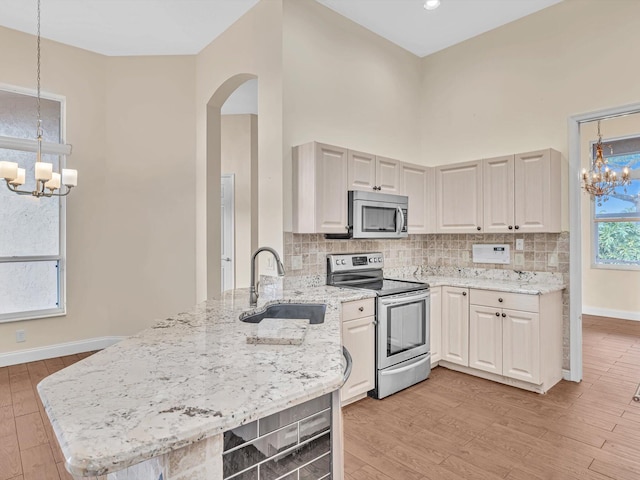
[347,278,429,296]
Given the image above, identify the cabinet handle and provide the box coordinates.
[358,306,364,312]
[477,226,481,231]
[462,291,467,296]
[372,320,378,326]
[345,225,349,230]
[498,298,503,303]
[515,225,520,230]
[508,225,513,230]
[502,313,507,317]
[495,312,500,317]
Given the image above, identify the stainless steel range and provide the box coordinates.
[327,252,431,399]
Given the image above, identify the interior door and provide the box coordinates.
[221,174,235,292]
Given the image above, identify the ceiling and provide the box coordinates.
[0,0,563,57]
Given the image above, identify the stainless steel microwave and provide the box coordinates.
[327,190,409,239]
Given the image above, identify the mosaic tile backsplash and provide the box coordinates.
[283,231,571,369]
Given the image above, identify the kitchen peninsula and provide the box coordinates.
[37,284,375,480]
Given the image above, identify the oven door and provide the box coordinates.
[377,290,430,369]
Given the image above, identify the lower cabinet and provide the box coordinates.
[341,298,375,406]
[433,286,563,393]
[441,286,469,366]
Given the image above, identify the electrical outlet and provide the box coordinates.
[548,253,559,267]
[266,257,274,269]
[515,238,524,251]
[461,251,470,262]
[514,253,524,267]
[16,330,26,343]
[291,255,303,270]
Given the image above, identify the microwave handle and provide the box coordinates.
[396,207,405,235]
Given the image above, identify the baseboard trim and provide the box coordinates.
[582,307,640,322]
[562,369,573,381]
[0,336,126,367]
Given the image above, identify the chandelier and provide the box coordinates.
[0,0,77,197]
[581,120,630,203]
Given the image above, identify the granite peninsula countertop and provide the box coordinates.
[405,275,566,295]
[37,285,375,477]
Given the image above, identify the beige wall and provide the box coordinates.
[581,115,640,318]
[282,0,423,231]
[221,114,258,288]
[0,28,197,353]
[195,0,283,302]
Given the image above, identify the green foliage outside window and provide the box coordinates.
[597,222,640,264]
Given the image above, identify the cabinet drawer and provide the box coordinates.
[470,289,539,313]
[342,298,375,321]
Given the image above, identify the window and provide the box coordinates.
[592,135,640,269]
[0,87,66,322]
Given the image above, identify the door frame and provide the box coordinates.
[567,101,640,382]
[221,173,235,291]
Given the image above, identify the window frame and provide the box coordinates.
[590,132,640,271]
[0,83,68,323]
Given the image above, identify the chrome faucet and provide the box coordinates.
[250,247,285,307]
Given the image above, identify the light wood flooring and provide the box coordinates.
[343,314,640,480]
[0,352,97,480]
[1,316,639,480]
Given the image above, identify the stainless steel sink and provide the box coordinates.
[240,303,326,324]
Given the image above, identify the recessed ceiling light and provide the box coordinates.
[424,0,441,10]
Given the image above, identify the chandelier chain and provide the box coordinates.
[36,0,42,139]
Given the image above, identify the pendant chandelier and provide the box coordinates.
[581,120,629,203]
[0,0,77,197]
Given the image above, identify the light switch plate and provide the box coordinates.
[515,238,524,251]
[548,253,559,267]
[514,253,524,267]
[291,255,303,270]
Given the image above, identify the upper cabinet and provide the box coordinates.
[292,142,349,235]
[483,149,561,233]
[347,150,402,194]
[514,149,562,233]
[435,160,483,234]
[401,163,434,234]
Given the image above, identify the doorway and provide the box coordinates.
[221,174,235,292]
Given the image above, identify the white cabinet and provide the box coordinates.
[429,286,442,365]
[482,149,562,233]
[341,298,375,406]
[292,142,348,235]
[514,149,562,233]
[441,286,469,366]
[401,163,434,234]
[469,289,562,390]
[347,151,402,194]
[435,160,483,233]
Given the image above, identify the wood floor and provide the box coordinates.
[343,314,640,480]
[1,316,639,480]
[0,352,97,480]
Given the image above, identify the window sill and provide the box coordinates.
[590,262,640,272]
[0,307,66,324]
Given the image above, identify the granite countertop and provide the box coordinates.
[37,285,375,477]
[411,275,565,295]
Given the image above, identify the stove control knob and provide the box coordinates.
[369,258,374,263]
[340,259,346,265]
[335,260,340,265]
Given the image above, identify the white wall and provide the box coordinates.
[581,115,640,319]
[282,0,423,231]
[0,27,197,353]
[195,0,284,302]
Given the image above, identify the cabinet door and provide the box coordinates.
[435,161,483,233]
[503,309,540,384]
[429,286,442,364]
[347,150,376,192]
[376,156,402,194]
[483,155,515,233]
[469,305,503,375]
[400,163,433,233]
[441,286,469,366]
[341,316,376,404]
[316,143,349,233]
[514,149,561,233]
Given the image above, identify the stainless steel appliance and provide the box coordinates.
[326,190,408,239]
[327,252,430,399]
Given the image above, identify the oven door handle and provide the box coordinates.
[380,292,429,306]
[342,346,353,384]
[396,207,405,235]
[379,355,430,376]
